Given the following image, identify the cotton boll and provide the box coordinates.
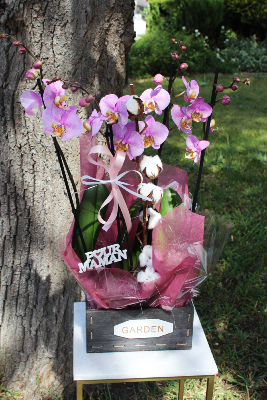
[146,259,153,269]
[137,183,163,205]
[151,186,163,203]
[139,252,149,267]
[147,208,162,229]
[143,245,152,259]
[137,270,147,283]
[126,95,140,115]
[140,155,163,180]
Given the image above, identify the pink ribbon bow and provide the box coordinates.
[80,145,151,232]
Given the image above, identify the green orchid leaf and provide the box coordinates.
[73,185,109,262]
[160,187,183,216]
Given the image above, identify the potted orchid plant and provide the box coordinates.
[0,32,250,351]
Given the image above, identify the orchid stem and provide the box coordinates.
[192,66,219,213]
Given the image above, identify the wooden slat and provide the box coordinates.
[86,302,194,353]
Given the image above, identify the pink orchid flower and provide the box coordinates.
[99,94,129,126]
[113,121,144,160]
[182,76,199,103]
[43,79,66,110]
[185,135,210,164]
[138,115,169,149]
[83,109,102,137]
[42,105,83,141]
[171,104,192,134]
[140,85,170,115]
[186,98,212,122]
[20,90,43,116]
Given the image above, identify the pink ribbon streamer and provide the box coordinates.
[80,145,151,233]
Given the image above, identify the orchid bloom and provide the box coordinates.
[99,94,129,126]
[42,105,83,141]
[186,98,212,122]
[185,135,210,164]
[171,105,192,134]
[113,121,144,160]
[140,85,170,115]
[43,79,66,110]
[83,110,102,137]
[138,115,169,149]
[182,76,199,103]
[20,90,43,116]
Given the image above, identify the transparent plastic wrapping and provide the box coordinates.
[60,135,230,309]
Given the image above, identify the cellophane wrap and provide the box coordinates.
[60,135,206,310]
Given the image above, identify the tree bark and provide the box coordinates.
[0,1,134,398]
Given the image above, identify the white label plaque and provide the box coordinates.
[114,319,173,339]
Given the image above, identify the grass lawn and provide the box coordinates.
[1,74,266,400]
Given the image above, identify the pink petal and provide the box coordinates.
[198,140,210,151]
[152,86,170,113]
[115,100,129,126]
[182,76,188,87]
[61,109,83,141]
[186,135,199,149]
[20,90,42,115]
[140,88,153,102]
[99,94,118,116]
[171,104,184,127]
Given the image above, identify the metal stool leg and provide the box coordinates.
[179,379,185,400]
[77,381,83,400]
[206,376,215,400]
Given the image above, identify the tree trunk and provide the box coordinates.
[0,1,134,398]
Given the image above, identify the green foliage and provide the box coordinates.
[221,33,267,72]
[73,185,109,262]
[224,0,267,40]
[160,187,183,216]
[148,0,224,46]
[129,29,221,77]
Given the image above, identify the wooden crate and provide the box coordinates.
[86,302,194,352]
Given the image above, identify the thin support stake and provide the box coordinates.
[192,66,219,213]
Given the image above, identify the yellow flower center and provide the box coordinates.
[51,122,66,137]
[142,135,154,148]
[54,95,66,108]
[181,117,192,130]
[83,121,92,132]
[144,99,156,112]
[185,149,197,160]
[115,140,128,152]
[210,119,215,128]
[106,111,118,124]
[191,110,203,122]
[188,89,197,100]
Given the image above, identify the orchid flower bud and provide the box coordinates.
[216,84,224,92]
[171,53,179,60]
[33,60,43,69]
[221,95,231,105]
[172,38,176,42]
[140,155,163,180]
[0,33,8,38]
[234,77,240,82]
[85,94,95,103]
[154,74,164,85]
[180,63,188,71]
[79,96,91,108]
[181,46,186,51]
[13,41,21,46]
[71,86,78,92]
[25,68,39,80]
[18,47,26,55]
[245,78,250,86]
[231,85,238,91]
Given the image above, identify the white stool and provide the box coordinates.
[74,302,218,399]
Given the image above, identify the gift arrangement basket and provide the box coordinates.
[1,33,249,352]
